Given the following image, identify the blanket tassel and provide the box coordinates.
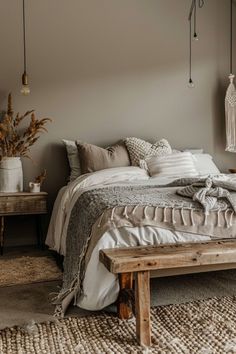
[172,207,176,225]
[153,206,158,221]
[190,209,195,226]
[217,210,221,227]
[181,208,187,226]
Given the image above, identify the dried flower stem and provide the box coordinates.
[0,93,52,161]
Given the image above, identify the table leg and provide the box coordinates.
[135,270,151,347]
[36,215,44,249]
[118,272,134,319]
[0,216,5,255]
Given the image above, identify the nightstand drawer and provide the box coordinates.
[0,195,47,215]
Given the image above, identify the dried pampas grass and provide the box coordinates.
[0,93,51,161]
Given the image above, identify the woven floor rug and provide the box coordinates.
[1,296,236,354]
[0,256,62,287]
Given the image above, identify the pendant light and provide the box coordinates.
[21,0,30,95]
[188,0,205,88]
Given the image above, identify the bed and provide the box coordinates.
[45,138,236,316]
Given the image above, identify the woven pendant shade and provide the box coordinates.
[225,74,236,152]
[225,0,235,152]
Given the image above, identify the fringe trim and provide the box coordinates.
[217,209,221,227]
[172,208,176,225]
[106,205,234,229]
[123,206,129,219]
[190,209,195,226]
[154,206,158,221]
[180,208,187,226]
[163,207,168,223]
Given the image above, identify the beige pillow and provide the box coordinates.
[76,141,130,174]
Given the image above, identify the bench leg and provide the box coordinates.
[0,216,5,256]
[135,270,151,347]
[118,272,134,319]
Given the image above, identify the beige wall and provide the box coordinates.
[0,0,235,244]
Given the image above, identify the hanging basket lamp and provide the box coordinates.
[225,0,236,152]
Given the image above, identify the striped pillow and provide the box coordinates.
[141,152,198,178]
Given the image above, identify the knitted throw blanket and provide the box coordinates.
[177,176,236,213]
[54,177,236,316]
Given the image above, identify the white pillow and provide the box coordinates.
[141,152,198,178]
[62,139,81,182]
[193,154,220,175]
[183,148,204,154]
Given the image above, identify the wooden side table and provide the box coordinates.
[0,192,48,255]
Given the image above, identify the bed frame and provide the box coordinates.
[100,239,236,346]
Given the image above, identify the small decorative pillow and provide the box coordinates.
[63,139,81,182]
[141,152,198,178]
[124,137,172,166]
[76,141,131,174]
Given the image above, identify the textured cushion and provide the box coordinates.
[63,139,81,182]
[193,154,220,175]
[141,152,198,178]
[124,137,172,166]
[76,141,130,174]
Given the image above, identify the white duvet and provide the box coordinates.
[46,167,212,311]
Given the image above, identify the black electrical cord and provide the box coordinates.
[194,1,197,39]
[22,0,27,73]
[230,0,233,74]
[188,0,205,86]
[189,19,193,85]
[199,0,205,8]
[188,0,204,21]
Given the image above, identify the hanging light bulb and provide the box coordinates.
[188,78,195,88]
[21,0,30,95]
[21,71,30,95]
[194,32,199,41]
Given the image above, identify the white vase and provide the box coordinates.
[0,157,23,192]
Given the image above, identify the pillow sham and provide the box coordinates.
[141,152,198,178]
[76,141,131,174]
[63,139,81,182]
[193,153,220,175]
[183,148,204,154]
[124,137,172,166]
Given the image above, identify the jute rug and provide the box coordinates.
[0,256,62,287]
[1,296,236,353]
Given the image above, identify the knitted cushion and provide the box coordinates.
[124,137,172,166]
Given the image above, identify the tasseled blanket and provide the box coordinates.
[53,176,236,317]
[177,176,236,214]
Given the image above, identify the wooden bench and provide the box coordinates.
[99,240,236,347]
